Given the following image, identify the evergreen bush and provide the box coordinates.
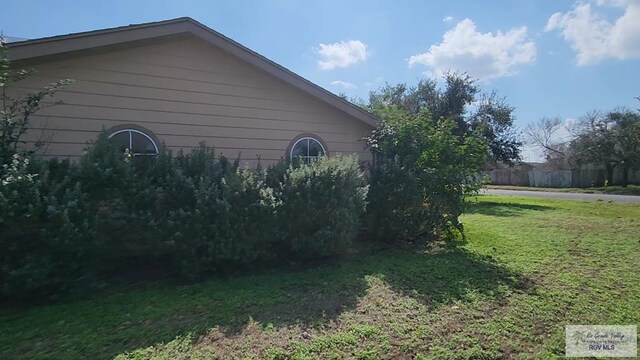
[0,135,369,298]
[274,155,368,258]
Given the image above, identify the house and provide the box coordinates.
[6,17,378,166]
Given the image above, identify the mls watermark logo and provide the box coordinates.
[566,325,637,357]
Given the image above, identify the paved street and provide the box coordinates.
[483,189,640,204]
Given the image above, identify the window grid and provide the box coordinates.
[108,129,159,156]
[290,136,326,163]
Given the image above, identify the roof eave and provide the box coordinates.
[6,17,379,128]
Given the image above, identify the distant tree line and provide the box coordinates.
[525,101,640,186]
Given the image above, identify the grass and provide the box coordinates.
[1,196,639,359]
[486,184,640,196]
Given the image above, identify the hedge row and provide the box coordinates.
[0,134,368,299]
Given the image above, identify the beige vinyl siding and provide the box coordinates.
[17,36,374,165]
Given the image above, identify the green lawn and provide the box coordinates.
[487,184,640,196]
[1,196,639,359]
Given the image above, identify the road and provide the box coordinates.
[483,189,640,204]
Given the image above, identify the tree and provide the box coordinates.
[570,111,617,185]
[0,39,72,166]
[366,72,521,164]
[365,106,488,241]
[570,109,640,186]
[524,116,569,161]
[469,92,522,164]
[608,110,640,186]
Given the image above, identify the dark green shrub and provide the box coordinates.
[366,161,425,241]
[76,132,133,202]
[167,170,278,278]
[0,43,91,299]
[274,155,368,258]
[0,156,96,299]
[0,132,371,299]
[145,144,274,278]
[72,133,155,272]
[366,108,487,242]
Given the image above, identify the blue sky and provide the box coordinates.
[2,0,639,161]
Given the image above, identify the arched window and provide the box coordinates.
[290,136,326,163]
[108,128,159,156]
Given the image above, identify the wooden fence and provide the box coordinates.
[488,166,640,188]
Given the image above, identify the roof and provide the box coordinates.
[6,17,379,127]
[2,36,28,43]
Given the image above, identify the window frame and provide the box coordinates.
[108,128,159,156]
[289,135,327,163]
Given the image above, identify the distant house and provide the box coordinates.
[6,17,378,166]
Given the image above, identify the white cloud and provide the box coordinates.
[443,15,454,23]
[408,19,536,81]
[330,80,358,89]
[556,117,577,142]
[545,0,640,65]
[316,40,369,70]
[521,144,544,163]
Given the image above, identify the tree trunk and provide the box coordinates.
[622,166,629,187]
[605,164,614,186]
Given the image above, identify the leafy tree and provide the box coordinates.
[570,109,640,186]
[608,110,640,185]
[365,106,488,241]
[367,72,521,164]
[0,39,72,166]
[570,111,617,185]
[470,92,521,164]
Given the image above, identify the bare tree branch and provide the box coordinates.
[524,116,567,160]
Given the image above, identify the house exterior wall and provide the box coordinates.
[14,36,374,166]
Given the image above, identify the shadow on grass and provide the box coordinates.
[380,247,533,306]
[466,200,555,217]
[0,246,535,360]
